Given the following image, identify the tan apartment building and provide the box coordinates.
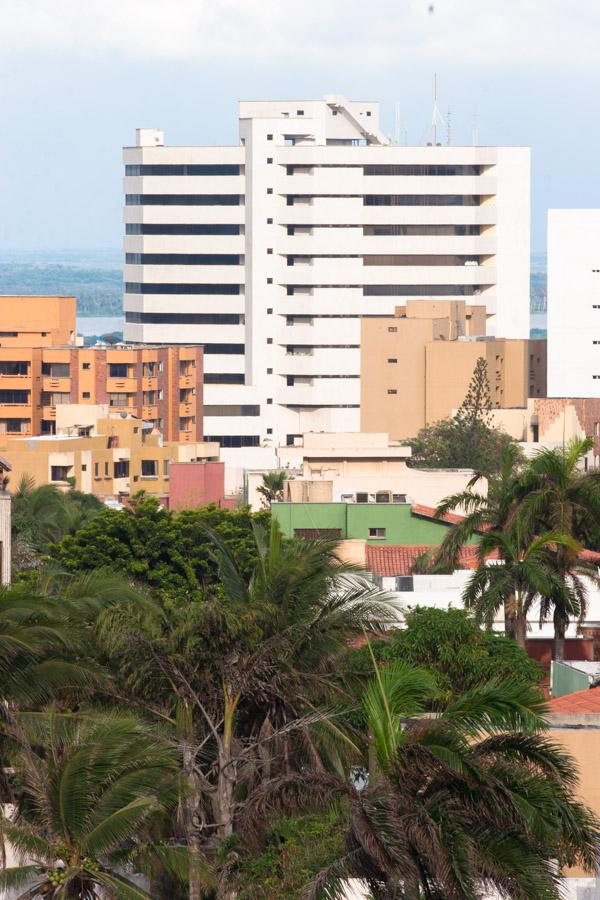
[360,300,546,440]
[0,295,77,347]
[0,344,204,443]
[0,411,220,503]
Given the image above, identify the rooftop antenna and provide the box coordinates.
[394,101,401,145]
[446,107,452,145]
[428,73,447,146]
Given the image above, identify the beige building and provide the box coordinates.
[1,406,219,504]
[245,432,481,511]
[360,300,546,441]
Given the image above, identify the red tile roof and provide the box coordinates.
[365,544,499,576]
[411,504,465,525]
[548,686,600,713]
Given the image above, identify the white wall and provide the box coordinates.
[548,209,600,398]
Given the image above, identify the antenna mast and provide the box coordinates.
[428,73,447,146]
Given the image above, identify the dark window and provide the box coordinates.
[0,361,28,375]
[267,157,273,164]
[294,528,342,539]
[267,217,273,224]
[109,393,131,408]
[364,195,481,206]
[125,194,241,205]
[267,188,273,194]
[202,344,244,355]
[82,362,91,370]
[109,363,129,378]
[369,527,386,539]
[0,333,18,338]
[204,405,260,416]
[388,358,398,363]
[42,362,70,377]
[365,285,480,296]
[387,389,397,395]
[126,164,240,175]
[82,391,90,399]
[114,461,130,478]
[375,492,390,503]
[364,224,481,236]
[0,419,29,433]
[51,466,71,482]
[267,134,273,140]
[126,223,241,235]
[0,390,29,404]
[363,164,481,176]
[41,392,69,406]
[125,311,241,325]
[395,576,414,592]
[356,493,369,503]
[125,253,241,265]
[141,459,158,477]
[202,373,244,385]
[125,283,241,295]
[267,277,273,284]
[204,435,260,448]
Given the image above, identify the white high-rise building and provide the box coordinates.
[123,97,530,449]
[547,209,600,398]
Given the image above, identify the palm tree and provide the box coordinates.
[247,660,598,899]
[256,470,287,508]
[0,712,191,899]
[462,527,579,648]
[97,521,396,897]
[517,438,600,659]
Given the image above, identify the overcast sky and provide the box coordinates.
[1,0,599,253]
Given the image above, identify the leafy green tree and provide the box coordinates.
[249,661,598,899]
[96,521,394,898]
[350,607,541,702]
[517,438,600,659]
[0,712,192,899]
[51,495,269,602]
[463,527,579,647]
[256,470,287,509]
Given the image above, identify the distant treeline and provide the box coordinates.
[0,264,122,316]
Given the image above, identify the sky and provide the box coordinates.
[1,0,600,254]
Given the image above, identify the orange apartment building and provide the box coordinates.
[0,295,204,442]
[361,300,547,441]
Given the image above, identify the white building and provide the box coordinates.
[123,97,531,451]
[548,209,600,398]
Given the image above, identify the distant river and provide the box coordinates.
[77,316,124,336]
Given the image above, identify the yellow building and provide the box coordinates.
[0,409,219,504]
[360,300,546,441]
[0,295,77,347]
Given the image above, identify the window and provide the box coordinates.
[267,134,273,140]
[109,393,130,408]
[114,461,129,479]
[367,285,480,297]
[126,312,241,325]
[141,459,158,478]
[51,466,71,482]
[0,333,18,338]
[267,277,273,284]
[109,363,129,378]
[395,576,414,592]
[294,529,343,539]
[267,157,273,164]
[375,492,390,503]
[0,361,28,375]
[41,392,69,406]
[125,283,240,295]
[126,253,241,265]
[203,405,260,416]
[387,358,398,363]
[204,435,260,448]
[0,419,29,433]
[204,373,245,384]
[125,194,242,205]
[267,248,273,254]
[364,195,481,206]
[296,109,304,116]
[267,308,273,314]
[82,362,91,370]
[267,398,273,405]
[369,527,386,539]
[0,390,29,404]
[42,362,70,378]
[267,217,273,224]
[267,188,273,194]
[267,368,273,375]
[126,164,240,176]
[388,327,397,333]
[82,391,90,399]
[393,493,407,504]
[356,493,369,504]
[94,463,99,478]
[387,389,397,395]
[126,223,240,235]
[286,376,294,386]
[267,338,273,344]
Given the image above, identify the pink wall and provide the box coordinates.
[168,462,225,511]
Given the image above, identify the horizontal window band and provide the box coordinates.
[126,164,240,176]
[126,224,241,235]
[126,254,242,265]
[124,283,241,295]
[125,195,242,206]
[204,435,260,447]
[125,312,242,325]
[363,285,483,296]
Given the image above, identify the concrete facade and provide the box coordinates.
[0,344,203,443]
[168,461,226,510]
[123,98,530,453]
[548,209,600,398]
[360,300,546,440]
